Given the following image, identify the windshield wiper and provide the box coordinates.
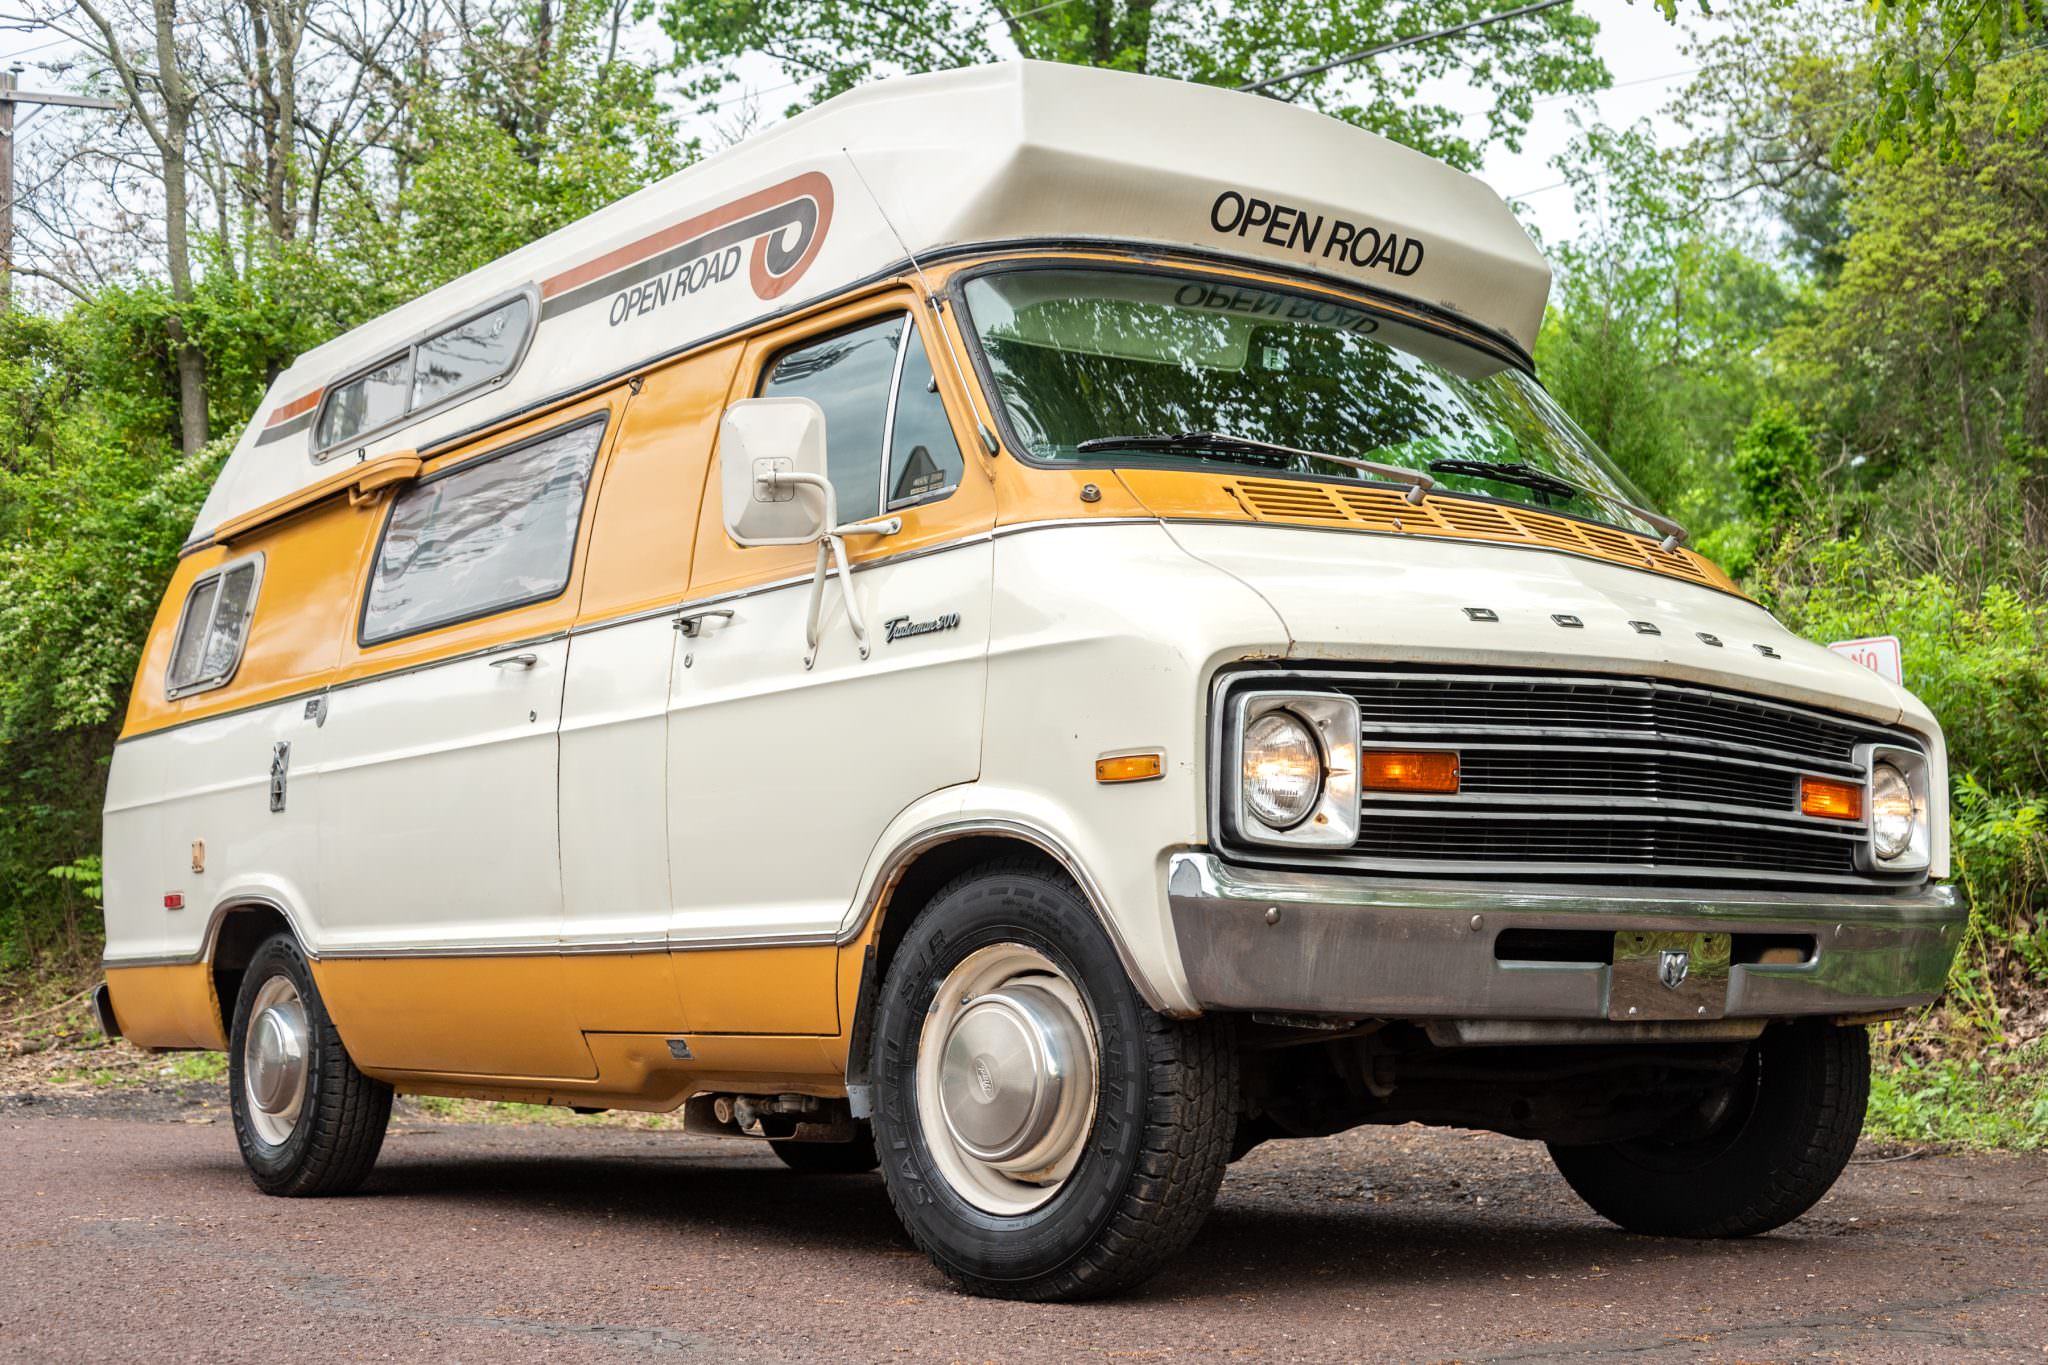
[1427,457,1577,501]
[1075,431,1434,505]
[1427,458,1688,552]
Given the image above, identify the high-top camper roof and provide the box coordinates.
[189,60,1550,547]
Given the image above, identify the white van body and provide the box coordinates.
[98,61,1960,1300]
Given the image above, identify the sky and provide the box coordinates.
[0,1,1714,277]
[1461,0,1710,242]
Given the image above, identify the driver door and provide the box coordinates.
[663,291,995,1032]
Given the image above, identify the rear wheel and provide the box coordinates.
[870,860,1235,1301]
[771,1122,881,1174]
[1548,1021,1868,1238]
[227,934,392,1196]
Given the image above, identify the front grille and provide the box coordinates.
[1346,674,1870,766]
[1456,749,1794,810]
[1349,815,1858,877]
[1219,668,1926,888]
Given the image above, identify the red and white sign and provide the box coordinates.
[1827,635,1904,684]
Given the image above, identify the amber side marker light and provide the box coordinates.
[1360,750,1461,794]
[1096,752,1164,784]
[1800,775,1864,821]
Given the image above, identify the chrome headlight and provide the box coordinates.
[1231,692,1359,847]
[1861,745,1931,873]
[1243,711,1321,829]
[1870,763,1914,860]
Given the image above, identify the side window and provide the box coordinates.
[360,416,605,645]
[756,312,965,524]
[411,295,532,410]
[166,556,262,699]
[886,319,965,508]
[759,314,904,525]
[315,293,534,456]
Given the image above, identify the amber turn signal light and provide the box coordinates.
[1360,750,1460,794]
[1799,775,1864,820]
[1096,752,1164,784]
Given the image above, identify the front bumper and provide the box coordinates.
[1167,853,1965,1024]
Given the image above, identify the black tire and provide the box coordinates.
[771,1122,881,1174]
[227,933,392,1196]
[1548,1020,1869,1238]
[870,859,1236,1301]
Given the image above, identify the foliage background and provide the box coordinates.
[0,0,2042,1133]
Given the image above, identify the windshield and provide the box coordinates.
[960,267,1663,538]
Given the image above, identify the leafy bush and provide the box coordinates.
[0,333,229,968]
[1864,1042,2048,1150]
[1759,532,2048,1062]
[1764,535,2048,797]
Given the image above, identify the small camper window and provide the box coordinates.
[313,291,536,458]
[411,296,532,410]
[359,415,605,645]
[315,353,409,450]
[166,556,263,699]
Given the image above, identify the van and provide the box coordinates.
[97,62,1963,1301]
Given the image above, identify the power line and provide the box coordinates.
[1447,64,1709,132]
[0,33,74,60]
[1238,0,1575,96]
[698,76,804,112]
[1000,0,1084,22]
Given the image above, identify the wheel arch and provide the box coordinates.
[202,895,314,1039]
[839,820,1181,1113]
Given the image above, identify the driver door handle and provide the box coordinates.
[674,608,736,638]
[489,652,539,669]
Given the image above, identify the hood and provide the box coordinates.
[1161,520,1910,726]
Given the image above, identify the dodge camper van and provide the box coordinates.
[97,62,1963,1300]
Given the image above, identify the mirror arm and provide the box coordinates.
[803,539,834,661]
[798,512,902,669]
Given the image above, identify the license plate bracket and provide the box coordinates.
[1608,931,1732,1021]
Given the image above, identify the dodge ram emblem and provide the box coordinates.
[1658,949,1691,990]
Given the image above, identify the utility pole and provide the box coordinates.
[0,66,120,309]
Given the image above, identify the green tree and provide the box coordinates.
[1772,50,2048,539]
[1850,0,2048,159]
[335,0,694,291]
[662,0,1609,170]
[1731,403,1819,529]
[1534,116,1794,551]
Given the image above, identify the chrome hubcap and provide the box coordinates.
[918,944,1098,1215]
[242,976,309,1148]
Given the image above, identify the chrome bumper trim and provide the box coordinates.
[1166,853,1965,1021]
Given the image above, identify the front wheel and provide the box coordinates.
[870,860,1236,1301]
[227,934,393,1196]
[1548,1020,1869,1238]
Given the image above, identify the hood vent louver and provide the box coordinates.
[1229,478,1719,590]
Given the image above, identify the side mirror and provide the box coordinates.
[719,397,832,546]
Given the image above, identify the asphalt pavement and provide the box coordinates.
[2,1089,2043,1363]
